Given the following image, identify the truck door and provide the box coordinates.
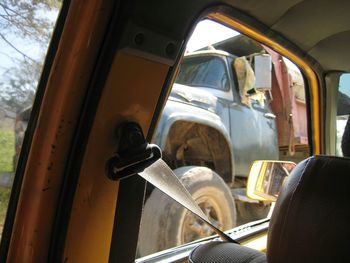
[226,57,279,177]
[175,54,234,145]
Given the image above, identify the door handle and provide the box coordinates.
[264,113,276,119]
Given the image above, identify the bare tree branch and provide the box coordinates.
[0,33,37,63]
[0,3,32,21]
[0,0,61,112]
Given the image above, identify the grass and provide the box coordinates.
[0,129,14,173]
[0,129,14,226]
[0,188,10,227]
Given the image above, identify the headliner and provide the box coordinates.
[228,0,350,72]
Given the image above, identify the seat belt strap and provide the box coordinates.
[139,158,237,243]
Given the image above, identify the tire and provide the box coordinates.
[137,166,237,257]
[236,201,271,225]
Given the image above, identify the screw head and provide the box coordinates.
[165,42,176,57]
[134,33,144,45]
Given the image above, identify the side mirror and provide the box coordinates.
[254,54,272,92]
[247,160,296,202]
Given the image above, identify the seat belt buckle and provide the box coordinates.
[106,122,162,181]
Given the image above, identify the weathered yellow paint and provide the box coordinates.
[7,0,115,261]
[63,51,169,262]
[241,233,268,252]
[210,13,321,155]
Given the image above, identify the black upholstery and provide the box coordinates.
[189,241,266,263]
[267,155,350,262]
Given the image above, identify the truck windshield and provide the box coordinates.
[176,56,229,91]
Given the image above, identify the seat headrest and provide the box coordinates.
[267,155,350,263]
[341,117,350,157]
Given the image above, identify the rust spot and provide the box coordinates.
[51,144,56,154]
[47,162,54,171]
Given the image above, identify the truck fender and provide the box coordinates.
[153,110,235,183]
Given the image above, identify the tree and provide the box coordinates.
[0,0,61,113]
[0,61,39,111]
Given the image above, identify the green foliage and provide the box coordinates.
[0,129,14,173]
[0,129,13,225]
[0,188,10,225]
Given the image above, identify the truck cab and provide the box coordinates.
[160,49,279,179]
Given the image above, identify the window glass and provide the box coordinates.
[0,1,62,237]
[176,57,229,91]
[336,73,350,156]
[136,19,308,259]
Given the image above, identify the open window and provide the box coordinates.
[136,18,309,260]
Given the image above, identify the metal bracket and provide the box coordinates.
[119,22,183,66]
[106,122,162,181]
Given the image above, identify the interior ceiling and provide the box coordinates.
[230,0,350,72]
[133,0,350,73]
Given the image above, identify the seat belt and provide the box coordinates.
[139,158,237,243]
[106,122,237,244]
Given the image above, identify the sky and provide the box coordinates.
[186,20,239,52]
[0,8,59,78]
[186,20,300,72]
[0,35,42,74]
[339,74,350,97]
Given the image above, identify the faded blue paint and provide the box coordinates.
[153,51,279,180]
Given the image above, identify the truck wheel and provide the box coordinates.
[236,201,271,225]
[137,166,236,257]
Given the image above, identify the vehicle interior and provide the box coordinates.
[0,0,349,262]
